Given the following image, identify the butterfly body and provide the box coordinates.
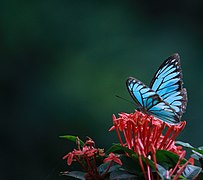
[126,53,187,124]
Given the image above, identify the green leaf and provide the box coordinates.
[107,144,156,168]
[106,144,157,176]
[106,144,125,154]
[120,155,142,174]
[182,165,202,179]
[59,135,85,147]
[60,171,86,180]
[106,144,137,158]
[156,150,187,169]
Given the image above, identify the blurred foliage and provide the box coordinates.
[1,0,203,179]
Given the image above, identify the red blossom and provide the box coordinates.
[110,110,192,180]
[62,152,74,165]
[110,110,186,156]
[103,153,122,165]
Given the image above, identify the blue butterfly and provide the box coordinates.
[126,53,187,124]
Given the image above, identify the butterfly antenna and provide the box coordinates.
[115,95,136,106]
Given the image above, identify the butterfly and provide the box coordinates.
[126,53,187,124]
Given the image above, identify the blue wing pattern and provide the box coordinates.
[150,54,187,118]
[126,53,187,124]
[126,77,180,124]
[126,77,156,108]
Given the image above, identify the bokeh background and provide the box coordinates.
[1,0,203,179]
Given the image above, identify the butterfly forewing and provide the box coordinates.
[150,53,187,118]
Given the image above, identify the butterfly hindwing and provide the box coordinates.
[150,53,187,118]
[126,77,180,124]
[148,98,180,124]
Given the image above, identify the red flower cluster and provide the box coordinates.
[63,137,121,180]
[63,137,104,165]
[110,110,193,179]
[63,137,104,179]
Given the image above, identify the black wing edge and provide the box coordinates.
[181,88,187,114]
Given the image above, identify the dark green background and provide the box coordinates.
[1,0,203,179]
